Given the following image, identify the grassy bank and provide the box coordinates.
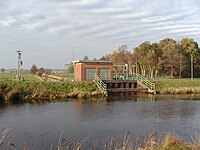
[153,78,200,94]
[2,73,200,103]
[0,77,103,103]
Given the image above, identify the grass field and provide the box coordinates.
[0,72,74,81]
[0,73,16,79]
[0,73,40,82]
[153,78,200,94]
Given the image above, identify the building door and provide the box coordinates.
[99,68,110,80]
[84,68,96,80]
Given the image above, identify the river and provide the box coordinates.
[0,94,200,149]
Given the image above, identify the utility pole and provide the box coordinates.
[16,50,23,80]
[191,54,193,79]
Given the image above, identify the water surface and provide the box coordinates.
[0,95,200,149]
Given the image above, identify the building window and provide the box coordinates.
[84,68,96,80]
[99,68,110,80]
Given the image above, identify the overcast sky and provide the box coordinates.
[0,0,200,69]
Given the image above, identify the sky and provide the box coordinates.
[0,0,200,69]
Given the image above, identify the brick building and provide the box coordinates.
[72,60,113,81]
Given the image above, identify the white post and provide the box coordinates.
[16,51,22,80]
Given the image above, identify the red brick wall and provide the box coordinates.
[74,63,113,81]
[74,63,82,81]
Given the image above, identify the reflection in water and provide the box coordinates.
[108,91,156,101]
[74,100,114,121]
[0,95,200,149]
[155,94,200,100]
[134,100,196,120]
[109,92,200,101]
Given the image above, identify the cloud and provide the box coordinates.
[0,0,200,68]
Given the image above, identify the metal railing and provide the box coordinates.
[94,72,155,92]
[94,73,107,91]
[136,73,155,91]
[113,73,155,91]
[113,73,137,80]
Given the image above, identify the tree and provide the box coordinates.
[151,43,163,77]
[159,38,180,78]
[0,68,5,73]
[106,45,132,73]
[37,67,45,76]
[67,64,74,73]
[107,45,131,64]
[83,55,89,60]
[180,38,199,78]
[134,41,151,76]
[134,41,162,78]
[30,64,38,74]
[99,56,109,61]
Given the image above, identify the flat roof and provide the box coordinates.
[72,60,113,65]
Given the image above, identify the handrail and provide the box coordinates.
[94,73,107,91]
[136,73,155,90]
[113,73,137,80]
[113,73,155,91]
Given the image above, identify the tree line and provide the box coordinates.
[30,64,53,76]
[100,38,200,79]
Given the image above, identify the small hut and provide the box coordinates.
[72,60,113,81]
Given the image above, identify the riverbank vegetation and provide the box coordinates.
[153,79,200,94]
[2,72,200,103]
[1,129,199,150]
[0,74,103,103]
[51,132,200,150]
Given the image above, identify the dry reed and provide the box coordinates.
[1,129,200,150]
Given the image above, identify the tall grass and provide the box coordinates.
[56,132,200,150]
[1,130,200,150]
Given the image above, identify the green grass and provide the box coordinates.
[0,80,96,93]
[0,73,40,82]
[0,73,15,79]
[153,78,200,94]
[0,72,74,82]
